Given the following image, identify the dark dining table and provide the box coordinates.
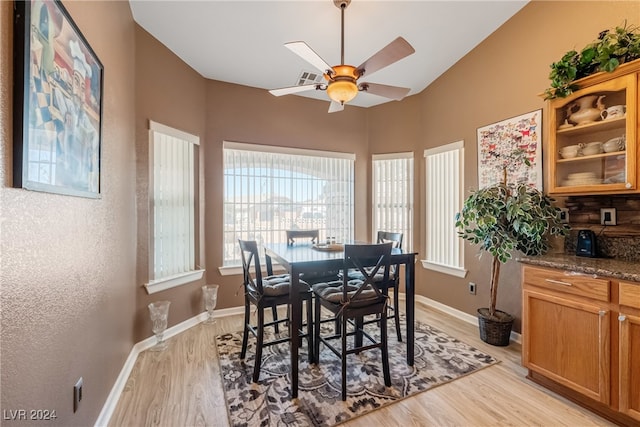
[264,242,418,399]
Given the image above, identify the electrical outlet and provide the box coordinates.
[468,282,476,295]
[559,208,569,223]
[73,377,83,413]
[600,208,617,225]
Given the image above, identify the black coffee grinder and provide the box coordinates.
[576,229,597,257]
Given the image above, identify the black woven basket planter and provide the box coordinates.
[477,308,514,346]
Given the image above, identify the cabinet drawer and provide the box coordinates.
[523,265,610,302]
[619,281,640,309]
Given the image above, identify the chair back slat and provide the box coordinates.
[377,231,403,249]
[377,231,403,279]
[286,229,319,246]
[238,239,264,294]
[342,243,392,303]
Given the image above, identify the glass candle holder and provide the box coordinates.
[202,284,219,324]
[148,300,171,351]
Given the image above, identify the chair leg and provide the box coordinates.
[306,297,315,363]
[313,297,321,363]
[380,311,391,387]
[240,300,251,360]
[272,305,279,333]
[341,314,348,401]
[253,305,265,383]
[355,317,364,353]
[393,287,402,342]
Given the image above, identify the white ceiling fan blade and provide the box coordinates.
[285,41,333,74]
[269,84,318,97]
[359,82,410,101]
[328,101,344,113]
[356,37,415,78]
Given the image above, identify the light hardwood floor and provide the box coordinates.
[108,301,614,426]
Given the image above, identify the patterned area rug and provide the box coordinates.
[216,316,498,427]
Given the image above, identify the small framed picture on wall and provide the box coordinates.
[477,109,542,190]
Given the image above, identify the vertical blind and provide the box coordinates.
[372,153,414,251]
[150,122,197,281]
[423,141,466,277]
[223,141,355,266]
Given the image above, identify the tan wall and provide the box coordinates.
[133,26,209,342]
[376,0,640,332]
[1,1,137,425]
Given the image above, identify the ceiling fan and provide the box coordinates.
[269,0,415,113]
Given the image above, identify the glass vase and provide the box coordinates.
[148,300,171,351]
[202,284,219,324]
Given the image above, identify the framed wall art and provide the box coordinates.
[13,0,103,198]
[477,109,542,190]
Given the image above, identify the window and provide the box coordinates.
[372,153,414,251]
[423,141,466,277]
[146,121,203,294]
[223,141,355,267]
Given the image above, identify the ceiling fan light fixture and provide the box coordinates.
[325,64,359,104]
[327,80,358,104]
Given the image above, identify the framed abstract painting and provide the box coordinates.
[477,109,542,190]
[13,0,103,198]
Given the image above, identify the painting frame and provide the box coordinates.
[13,0,104,198]
[476,109,543,190]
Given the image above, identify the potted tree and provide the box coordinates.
[455,171,569,346]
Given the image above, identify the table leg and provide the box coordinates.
[405,255,415,366]
[290,265,301,398]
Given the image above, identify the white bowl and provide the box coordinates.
[559,149,579,159]
[582,144,603,156]
[603,137,625,152]
[561,144,581,152]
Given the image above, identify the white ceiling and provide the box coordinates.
[129,0,528,109]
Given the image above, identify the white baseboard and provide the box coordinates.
[404,293,521,345]
[96,297,520,426]
[94,306,244,427]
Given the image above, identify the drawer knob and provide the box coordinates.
[625,182,632,189]
[619,315,627,322]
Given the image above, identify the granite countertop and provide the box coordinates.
[517,253,640,283]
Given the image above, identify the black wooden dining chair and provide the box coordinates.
[312,242,393,400]
[238,239,314,382]
[347,231,403,341]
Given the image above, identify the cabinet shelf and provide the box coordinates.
[557,150,626,163]
[556,116,626,136]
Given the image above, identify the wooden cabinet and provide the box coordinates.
[522,266,610,403]
[618,281,640,422]
[547,60,639,195]
[522,265,640,424]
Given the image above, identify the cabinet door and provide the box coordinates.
[619,312,640,421]
[548,73,638,195]
[523,289,610,403]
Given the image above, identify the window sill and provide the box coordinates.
[421,260,467,278]
[144,269,205,294]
